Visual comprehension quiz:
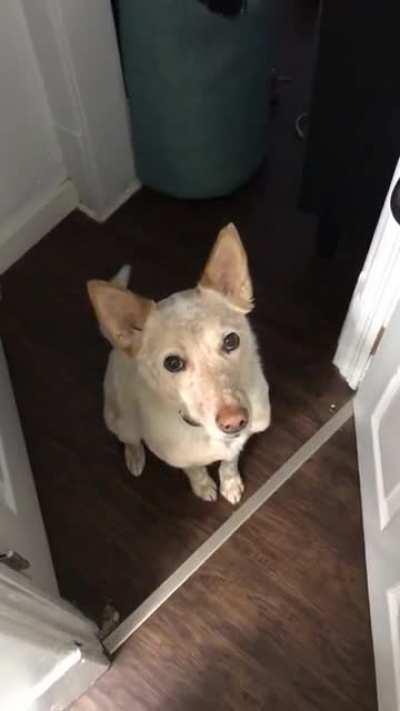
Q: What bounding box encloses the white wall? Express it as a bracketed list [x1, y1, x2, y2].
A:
[0, 0, 69, 266]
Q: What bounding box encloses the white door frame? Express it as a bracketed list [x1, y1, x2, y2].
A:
[20, 0, 139, 222]
[0, 1, 139, 273]
[334, 157, 400, 390]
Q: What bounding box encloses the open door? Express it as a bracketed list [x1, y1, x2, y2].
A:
[0, 339, 109, 708]
[354, 297, 400, 711]
[334, 156, 400, 389]
[0, 340, 58, 595]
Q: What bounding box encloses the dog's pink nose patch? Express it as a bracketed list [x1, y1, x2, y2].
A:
[216, 405, 249, 434]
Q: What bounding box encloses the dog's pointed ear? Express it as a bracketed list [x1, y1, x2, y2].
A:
[87, 280, 155, 355]
[198, 223, 253, 312]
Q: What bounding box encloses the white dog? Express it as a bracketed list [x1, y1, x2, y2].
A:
[88, 224, 270, 505]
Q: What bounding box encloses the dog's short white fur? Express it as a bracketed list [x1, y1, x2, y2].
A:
[88, 224, 270, 504]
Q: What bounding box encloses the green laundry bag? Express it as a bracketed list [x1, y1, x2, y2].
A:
[118, 0, 277, 198]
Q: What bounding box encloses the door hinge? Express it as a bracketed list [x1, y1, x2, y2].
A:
[0, 550, 31, 572]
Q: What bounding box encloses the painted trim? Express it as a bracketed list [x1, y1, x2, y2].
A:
[387, 583, 400, 710]
[79, 179, 141, 224]
[27, 646, 81, 708]
[0, 566, 109, 711]
[0, 180, 78, 274]
[371, 366, 400, 529]
[37, 650, 108, 711]
[104, 400, 353, 654]
[334, 156, 400, 390]
[20, 0, 138, 222]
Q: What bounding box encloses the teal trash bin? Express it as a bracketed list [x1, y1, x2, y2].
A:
[118, 0, 277, 198]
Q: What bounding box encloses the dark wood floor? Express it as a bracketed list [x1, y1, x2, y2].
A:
[73, 420, 377, 711]
[0, 0, 366, 627]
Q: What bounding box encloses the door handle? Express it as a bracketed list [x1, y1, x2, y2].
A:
[390, 177, 400, 225]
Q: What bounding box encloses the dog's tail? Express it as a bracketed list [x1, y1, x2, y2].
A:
[111, 264, 131, 289]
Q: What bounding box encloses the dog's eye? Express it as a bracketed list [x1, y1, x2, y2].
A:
[222, 332, 240, 353]
[164, 355, 186, 373]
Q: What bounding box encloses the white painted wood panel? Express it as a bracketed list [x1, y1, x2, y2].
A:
[355, 298, 400, 710]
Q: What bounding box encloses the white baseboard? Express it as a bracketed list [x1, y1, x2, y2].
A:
[0, 180, 79, 273]
[78, 179, 141, 223]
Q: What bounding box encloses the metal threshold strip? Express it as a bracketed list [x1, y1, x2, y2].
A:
[104, 399, 353, 654]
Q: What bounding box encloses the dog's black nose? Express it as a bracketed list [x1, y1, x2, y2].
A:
[216, 405, 249, 434]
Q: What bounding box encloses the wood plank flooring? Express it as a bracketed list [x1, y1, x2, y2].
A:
[0, 0, 377, 706]
[0, 0, 364, 624]
[73, 420, 377, 711]
[0, 198, 353, 622]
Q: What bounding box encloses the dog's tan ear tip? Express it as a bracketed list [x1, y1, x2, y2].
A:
[219, 223, 244, 249]
[223, 222, 240, 236]
[86, 279, 107, 305]
[226, 222, 237, 231]
[86, 279, 97, 299]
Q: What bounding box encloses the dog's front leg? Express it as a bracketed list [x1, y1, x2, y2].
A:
[105, 401, 146, 477]
[250, 376, 271, 434]
[103, 357, 146, 478]
[219, 455, 244, 505]
[184, 466, 218, 502]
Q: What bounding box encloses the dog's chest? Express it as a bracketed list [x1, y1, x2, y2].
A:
[142, 415, 246, 468]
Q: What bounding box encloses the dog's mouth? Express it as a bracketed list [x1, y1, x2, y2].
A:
[179, 411, 202, 428]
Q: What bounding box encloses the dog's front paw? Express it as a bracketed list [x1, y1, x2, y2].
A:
[186, 467, 218, 502]
[193, 477, 218, 502]
[220, 476, 244, 505]
[125, 443, 146, 477]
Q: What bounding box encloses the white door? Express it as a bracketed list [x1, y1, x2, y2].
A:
[334, 157, 400, 389]
[355, 297, 400, 711]
[0, 339, 109, 707]
[0, 340, 58, 595]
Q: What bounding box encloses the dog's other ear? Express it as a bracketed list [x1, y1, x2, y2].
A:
[198, 223, 253, 312]
[87, 280, 155, 354]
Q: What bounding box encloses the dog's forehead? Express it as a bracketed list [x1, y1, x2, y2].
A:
[141, 288, 250, 358]
[157, 288, 231, 323]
